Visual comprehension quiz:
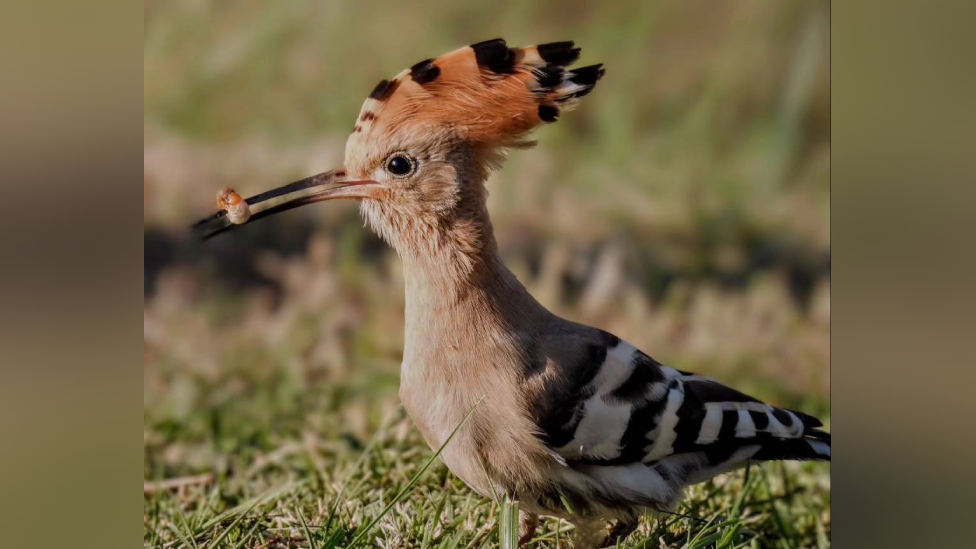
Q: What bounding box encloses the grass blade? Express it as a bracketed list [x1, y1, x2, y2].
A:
[175, 508, 200, 549]
[297, 507, 318, 549]
[422, 490, 450, 548]
[198, 480, 304, 533]
[498, 495, 519, 549]
[230, 521, 260, 549]
[321, 529, 346, 549]
[759, 468, 794, 549]
[168, 523, 198, 549]
[205, 498, 260, 549]
[718, 467, 757, 548]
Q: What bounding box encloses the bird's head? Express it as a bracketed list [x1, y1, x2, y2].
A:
[196, 39, 604, 258]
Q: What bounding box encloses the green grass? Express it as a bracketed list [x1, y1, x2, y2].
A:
[144, 417, 828, 548]
[144, 354, 829, 548]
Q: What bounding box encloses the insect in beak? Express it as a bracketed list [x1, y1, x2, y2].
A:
[192, 168, 382, 240]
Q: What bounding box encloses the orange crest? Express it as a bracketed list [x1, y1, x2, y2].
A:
[349, 39, 604, 148]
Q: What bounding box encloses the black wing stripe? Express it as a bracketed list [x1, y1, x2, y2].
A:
[683, 379, 762, 404]
[717, 409, 739, 442]
[608, 389, 669, 464]
[750, 410, 770, 431]
[671, 384, 706, 453]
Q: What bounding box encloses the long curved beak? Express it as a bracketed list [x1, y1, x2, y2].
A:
[191, 168, 381, 240]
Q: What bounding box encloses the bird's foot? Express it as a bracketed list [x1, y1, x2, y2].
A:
[598, 520, 638, 548]
[570, 517, 608, 548]
[518, 511, 539, 546]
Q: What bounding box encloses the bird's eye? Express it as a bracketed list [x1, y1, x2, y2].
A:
[385, 153, 416, 177]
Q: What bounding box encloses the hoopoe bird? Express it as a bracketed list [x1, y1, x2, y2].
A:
[195, 39, 830, 548]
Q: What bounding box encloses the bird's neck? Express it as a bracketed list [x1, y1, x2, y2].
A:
[392, 201, 549, 360]
[399, 209, 537, 319]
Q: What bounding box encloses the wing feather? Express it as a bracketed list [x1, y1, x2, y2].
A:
[530, 334, 829, 473]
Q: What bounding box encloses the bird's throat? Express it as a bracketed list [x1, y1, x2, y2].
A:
[397, 213, 548, 375]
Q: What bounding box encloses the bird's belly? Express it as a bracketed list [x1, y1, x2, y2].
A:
[399, 363, 498, 498]
[401, 387, 497, 498]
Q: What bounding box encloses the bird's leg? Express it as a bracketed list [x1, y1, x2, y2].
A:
[599, 520, 638, 548]
[570, 517, 608, 548]
[518, 510, 539, 546]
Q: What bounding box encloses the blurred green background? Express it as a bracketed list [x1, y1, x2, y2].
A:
[145, 1, 829, 546]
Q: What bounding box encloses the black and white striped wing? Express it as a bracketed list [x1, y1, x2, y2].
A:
[535, 336, 829, 476]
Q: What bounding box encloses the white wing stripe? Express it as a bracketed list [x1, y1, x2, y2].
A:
[695, 403, 724, 444]
[643, 384, 684, 462]
[589, 341, 636, 395]
[735, 408, 756, 438]
[646, 381, 669, 402]
[557, 395, 633, 460]
[807, 440, 831, 458]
